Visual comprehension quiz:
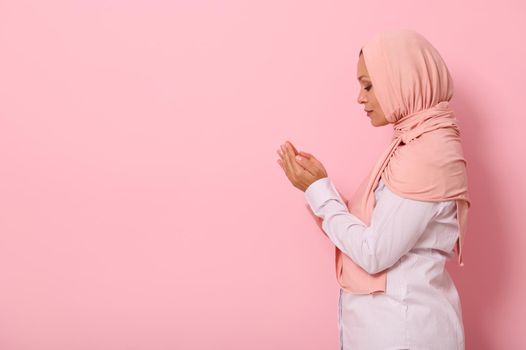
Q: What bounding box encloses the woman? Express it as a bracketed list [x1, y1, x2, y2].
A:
[276, 29, 470, 349]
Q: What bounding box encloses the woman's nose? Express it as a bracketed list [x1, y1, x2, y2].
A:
[357, 93, 366, 104]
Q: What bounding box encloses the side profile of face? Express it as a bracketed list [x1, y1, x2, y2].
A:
[357, 53, 389, 127]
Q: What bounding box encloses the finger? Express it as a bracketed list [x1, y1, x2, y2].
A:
[284, 143, 303, 174]
[277, 148, 291, 168]
[287, 141, 299, 155]
[299, 150, 313, 158]
[284, 144, 307, 180]
[299, 151, 323, 171]
[278, 156, 292, 181]
[284, 143, 313, 174]
[281, 144, 295, 175]
[295, 154, 318, 176]
[277, 149, 290, 175]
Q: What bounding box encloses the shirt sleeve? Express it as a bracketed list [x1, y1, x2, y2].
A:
[304, 177, 440, 274]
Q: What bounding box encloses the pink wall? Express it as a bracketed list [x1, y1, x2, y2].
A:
[1, 0, 524, 349]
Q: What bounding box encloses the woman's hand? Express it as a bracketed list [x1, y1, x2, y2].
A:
[276, 141, 328, 192]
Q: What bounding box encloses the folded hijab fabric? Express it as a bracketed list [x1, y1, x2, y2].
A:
[333, 29, 470, 294]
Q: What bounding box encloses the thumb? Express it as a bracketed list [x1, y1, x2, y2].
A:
[298, 150, 315, 159]
[295, 153, 317, 172]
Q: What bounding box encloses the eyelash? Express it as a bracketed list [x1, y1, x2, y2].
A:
[365, 85, 372, 91]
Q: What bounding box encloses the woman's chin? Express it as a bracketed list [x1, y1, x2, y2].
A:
[371, 120, 388, 127]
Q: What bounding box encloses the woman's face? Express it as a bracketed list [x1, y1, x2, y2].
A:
[356, 53, 389, 127]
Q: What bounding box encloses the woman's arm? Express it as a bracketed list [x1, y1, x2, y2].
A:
[304, 177, 439, 274]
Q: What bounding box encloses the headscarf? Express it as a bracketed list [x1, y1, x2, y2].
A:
[313, 29, 471, 294]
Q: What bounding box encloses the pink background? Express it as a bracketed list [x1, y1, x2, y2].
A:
[1, 0, 525, 349]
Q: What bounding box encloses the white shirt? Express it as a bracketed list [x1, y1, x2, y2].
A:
[304, 177, 465, 350]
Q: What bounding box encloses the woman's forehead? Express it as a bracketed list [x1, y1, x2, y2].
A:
[357, 62, 370, 80]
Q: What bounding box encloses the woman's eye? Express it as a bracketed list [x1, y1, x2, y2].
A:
[365, 85, 372, 91]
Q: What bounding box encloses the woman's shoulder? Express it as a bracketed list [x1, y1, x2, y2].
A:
[378, 177, 456, 211]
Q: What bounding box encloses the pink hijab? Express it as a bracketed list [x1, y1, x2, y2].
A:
[310, 29, 471, 294]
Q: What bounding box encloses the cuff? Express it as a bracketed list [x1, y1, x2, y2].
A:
[304, 177, 345, 214]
